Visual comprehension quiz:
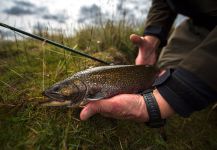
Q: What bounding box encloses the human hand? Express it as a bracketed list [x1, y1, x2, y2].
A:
[80, 70, 174, 122]
[80, 94, 149, 122]
[130, 34, 160, 65]
[80, 90, 174, 122]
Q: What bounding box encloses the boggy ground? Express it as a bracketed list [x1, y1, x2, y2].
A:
[0, 24, 216, 150]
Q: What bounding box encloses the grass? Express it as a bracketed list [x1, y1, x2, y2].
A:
[0, 22, 217, 150]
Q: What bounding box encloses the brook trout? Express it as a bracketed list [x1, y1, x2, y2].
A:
[42, 65, 159, 106]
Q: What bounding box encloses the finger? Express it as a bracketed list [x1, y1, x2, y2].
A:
[130, 34, 144, 45]
[80, 103, 96, 121]
[80, 102, 101, 121]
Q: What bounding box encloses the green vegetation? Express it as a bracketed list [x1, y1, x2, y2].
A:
[0, 22, 216, 150]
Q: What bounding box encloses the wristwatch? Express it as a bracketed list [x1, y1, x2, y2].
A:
[143, 89, 166, 128]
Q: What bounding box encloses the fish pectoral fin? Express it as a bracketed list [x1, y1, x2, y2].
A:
[86, 92, 105, 101]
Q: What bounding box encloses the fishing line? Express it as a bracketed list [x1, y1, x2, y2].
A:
[0, 22, 111, 65]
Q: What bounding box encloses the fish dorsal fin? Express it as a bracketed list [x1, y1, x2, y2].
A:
[86, 92, 105, 101]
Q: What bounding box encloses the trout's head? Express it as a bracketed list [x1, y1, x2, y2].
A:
[42, 78, 87, 104]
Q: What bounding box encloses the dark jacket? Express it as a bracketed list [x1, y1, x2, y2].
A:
[144, 0, 217, 44]
[144, 0, 217, 117]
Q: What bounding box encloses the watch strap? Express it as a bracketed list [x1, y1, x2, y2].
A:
[143, 89, 166, 128]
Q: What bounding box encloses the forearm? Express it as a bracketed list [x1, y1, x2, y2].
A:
[154, 68, 217, 117]
[147, 66, 217, 122]
[153, 89, 174, 119]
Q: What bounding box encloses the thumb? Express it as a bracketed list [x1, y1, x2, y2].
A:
[80, 102, 101, 121]
[130, 34, 144, 45]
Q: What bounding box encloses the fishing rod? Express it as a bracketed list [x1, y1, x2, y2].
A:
[0, 22, 110, 65]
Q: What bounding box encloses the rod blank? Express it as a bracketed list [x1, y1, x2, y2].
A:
[0, 22, 110, 65]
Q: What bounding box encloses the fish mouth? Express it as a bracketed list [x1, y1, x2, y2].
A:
[40, 100, 72, 107]
[42, 78, 87, 105]
[42, 91, 67, 101]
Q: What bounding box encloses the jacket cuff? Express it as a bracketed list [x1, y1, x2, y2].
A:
[153, 68, 217, 117]
[144, 25, 168, 47]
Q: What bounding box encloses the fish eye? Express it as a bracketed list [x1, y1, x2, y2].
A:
[53, 86, 60, 91]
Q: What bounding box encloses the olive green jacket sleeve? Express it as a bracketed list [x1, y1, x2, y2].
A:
[144, 0, 177, 46]
[179, 26, 217, 91]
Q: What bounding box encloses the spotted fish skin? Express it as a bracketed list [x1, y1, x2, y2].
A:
[43, 65, 159, 106]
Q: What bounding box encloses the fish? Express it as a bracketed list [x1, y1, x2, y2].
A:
[42, 65, 159, 107]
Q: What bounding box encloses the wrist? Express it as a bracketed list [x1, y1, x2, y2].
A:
[136, 95, 150, 122]
[143, 89, 166, 128]
[153, 89, 174, 119]
[137, 88, 174, 123]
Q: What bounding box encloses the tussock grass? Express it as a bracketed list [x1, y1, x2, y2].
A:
[0, 22, 216, 150]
